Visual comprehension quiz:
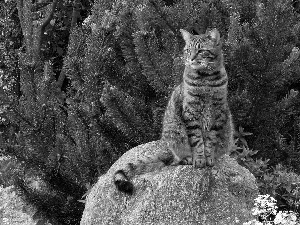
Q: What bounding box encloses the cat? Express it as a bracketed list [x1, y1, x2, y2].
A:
[113, 28, 234, 194]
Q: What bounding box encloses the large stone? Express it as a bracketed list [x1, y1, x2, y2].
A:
[80, 140, 259, 225]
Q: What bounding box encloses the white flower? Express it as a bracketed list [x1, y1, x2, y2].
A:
[246, 195, 300, 225]
[243, 220, 263, 225]
[274, 211, 299, 225]
[83, 15, 92, 26]
[252, 194, 278, 217]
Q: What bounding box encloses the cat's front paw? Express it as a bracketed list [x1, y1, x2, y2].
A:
[179, 156, 193, 165]
[206, 156, 215, 167]
[114, 170, 134, 195]
[193, 157, 206, 168]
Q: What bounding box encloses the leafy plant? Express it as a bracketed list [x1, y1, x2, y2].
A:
[232, 127, 300, 214]
[2, 0, 300, 223]
[244, 194, 300, 225]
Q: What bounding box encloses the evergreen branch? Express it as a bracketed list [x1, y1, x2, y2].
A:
[8, 5, 18, 18]
[4, 144, 28, 163]
[148, 0, 181, 41]
[277, 89, 299, 111]
[102, 85, 151, 143]
[133, 31, 165, 91]
[10, 107, 36, 129]
[210, 0, 230, 17]
[8, 102, 50, 133]
[282, 47, 300, 69]
[294, 116, 300, 152]
[273, 47, 300, 88]
[102, 102, 138, 144]
[96, 116, 139, 150]
[56, 27, 88, 90]
[118, 30, 150, 96]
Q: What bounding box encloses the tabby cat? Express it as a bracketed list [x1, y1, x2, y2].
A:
[113, 28, 234, 194]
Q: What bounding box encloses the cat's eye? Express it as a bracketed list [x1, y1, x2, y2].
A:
[205, 54, 216, 59]
[198, 50, 216, 58]
[207, 55, 216, 59]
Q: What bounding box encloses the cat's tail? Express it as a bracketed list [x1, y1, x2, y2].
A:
[113, 150, 174, 194]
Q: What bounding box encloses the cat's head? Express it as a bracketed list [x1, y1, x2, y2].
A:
[180, 28, 223, 74]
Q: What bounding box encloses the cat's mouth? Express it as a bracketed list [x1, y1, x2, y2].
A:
[190, 64, 204, 69]
[189, 62, 220, 76]
[196, 70, 220, 77]
[190, 62, 210, 70]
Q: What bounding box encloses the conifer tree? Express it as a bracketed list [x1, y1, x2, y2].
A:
[226, 0, 300, 170]
[2, 0, 300, 223]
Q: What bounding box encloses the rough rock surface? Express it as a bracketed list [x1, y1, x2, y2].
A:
[80, 140, 259, 225]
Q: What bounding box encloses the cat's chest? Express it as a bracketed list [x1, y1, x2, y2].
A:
[182, 102, 213, 131]
[181, 88, 216, 130]
[182, 85, 213, 113]
[182, 100, 212, 120]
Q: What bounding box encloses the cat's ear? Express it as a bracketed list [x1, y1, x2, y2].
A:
[180, 29, 192, 43]
[207, 28, 220, 43]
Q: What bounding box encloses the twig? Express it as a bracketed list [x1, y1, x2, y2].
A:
[16, 0, 25, 33]
[41, 0, 58, 30]
[71, 0, 81, 29]
[31, 2, 52, 12]
[33, 0, 58, 60]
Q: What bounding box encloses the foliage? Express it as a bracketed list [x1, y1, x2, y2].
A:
[0, 0, 22, 103]
[0, 0, 93, 224]
[226, 0, 300, 169]
[244, 194, 300, 225]
[233, 128, 300, 216]
[1, 0, 300, 223]
[0, 185, 51, 225]
[0, 156, 22, 188]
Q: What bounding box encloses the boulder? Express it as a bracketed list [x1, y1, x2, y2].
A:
[80, 140, 259, 225]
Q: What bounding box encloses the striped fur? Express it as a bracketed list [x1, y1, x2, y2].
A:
[178, 28, 234, 168]
[113, 28, 234, 194]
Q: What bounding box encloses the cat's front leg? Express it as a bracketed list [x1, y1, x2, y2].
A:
[204, 135, 215, 167]
[191, 135, 206, 168]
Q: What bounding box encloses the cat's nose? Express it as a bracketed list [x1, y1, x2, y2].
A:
[190, 52, 197, 61]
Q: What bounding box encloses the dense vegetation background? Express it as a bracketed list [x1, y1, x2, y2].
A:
[1, 0, 300, 224]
